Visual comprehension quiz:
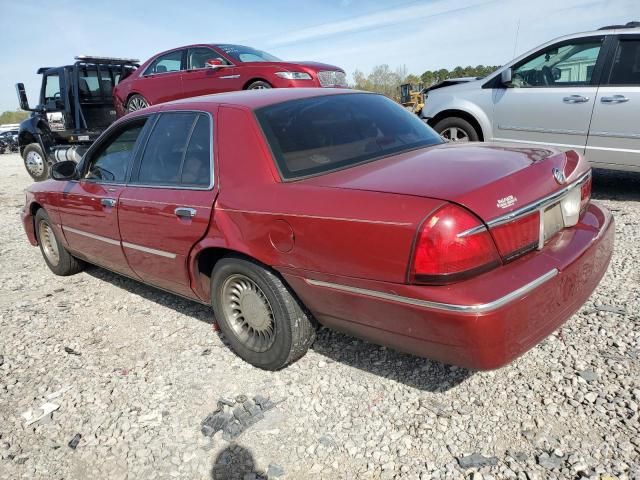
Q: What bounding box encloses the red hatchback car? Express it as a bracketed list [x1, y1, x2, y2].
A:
[113, 44, 346, 116]
[21, 89, 613, 371]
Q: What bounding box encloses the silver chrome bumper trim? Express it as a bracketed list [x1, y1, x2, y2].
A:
[305, 269, 559, 314]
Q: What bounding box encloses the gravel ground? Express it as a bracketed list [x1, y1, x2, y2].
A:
[0, 152, 638, 480]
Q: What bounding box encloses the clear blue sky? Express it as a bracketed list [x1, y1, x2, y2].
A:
[0, 0, 636, 112]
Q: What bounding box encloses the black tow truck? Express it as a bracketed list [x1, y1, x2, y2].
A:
[16, 56, 139, 181]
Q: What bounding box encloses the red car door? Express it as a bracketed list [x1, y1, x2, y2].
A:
[134, 49, 185, 105]
[118, 111, 217, 297]
[58, 117, 149, 275]
[182, 46, 241, 96]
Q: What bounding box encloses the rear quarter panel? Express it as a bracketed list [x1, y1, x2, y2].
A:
[199, 105, 444, 285]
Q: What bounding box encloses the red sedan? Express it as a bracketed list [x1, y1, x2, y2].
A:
[113, 43, 346, 116]
[21, 89, 613, 371]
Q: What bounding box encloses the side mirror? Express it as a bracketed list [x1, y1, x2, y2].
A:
[500, 68, 513, 86]
[16, 83, 31, 111]
[51, 161, 79, 181]
[206, 59, 225, 69]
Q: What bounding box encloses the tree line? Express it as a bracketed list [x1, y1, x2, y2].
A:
[0, 109, 29, 125]
[353, 64, 500, 101]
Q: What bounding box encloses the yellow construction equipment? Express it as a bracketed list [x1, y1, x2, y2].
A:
[399, 83, 425, 115]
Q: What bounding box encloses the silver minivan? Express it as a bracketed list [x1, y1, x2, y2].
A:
[421, 21, 640, 172]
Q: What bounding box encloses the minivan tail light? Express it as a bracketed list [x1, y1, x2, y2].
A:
[490, 213, 539, 262]
[410, 204, 501, 285]
[580, 173, 592, 214]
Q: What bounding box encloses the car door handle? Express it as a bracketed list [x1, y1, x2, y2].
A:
[101, 198, 117, 208]
[175, 207, 197, 218]
[563, 95, 589, 103]
[601, 95, 629, 103]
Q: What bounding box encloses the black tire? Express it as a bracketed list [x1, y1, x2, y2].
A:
[35, 209, 84, 276]
[23, 143, 49, 182]
[211, 255, 315, 370]
[126, 94, 149, 113]
[246, 80, 272, 90]
[433, 117, 480, 143]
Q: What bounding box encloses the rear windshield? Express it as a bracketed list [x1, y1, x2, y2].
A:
[255, 93, 443, 179]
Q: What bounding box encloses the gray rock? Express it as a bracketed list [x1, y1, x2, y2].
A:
[578, 369, 599, 382]
[457, 454, 499, 469]
[537, 452, 565, 470]
[266, 464, 285, 477]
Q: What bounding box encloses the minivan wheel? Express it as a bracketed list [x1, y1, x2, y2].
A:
[23, 143, 49, 182]
[126, 94, 149, 113]
[434, 117, 479, 143]
[211, 256, 315, 370]
[35, 209, 85, 276]
[247, 81, 272, 90]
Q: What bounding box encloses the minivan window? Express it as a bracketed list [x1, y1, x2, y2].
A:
[85, 120, 147, 182]
[145, 50, 183, 75]
[607, 40, 640, 85]
[256, 93, 443, 179]
[511, 39, 603, 87]
[136, 112, 211, 187]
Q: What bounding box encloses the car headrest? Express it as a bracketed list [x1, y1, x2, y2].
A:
[156, 65, 167, 73]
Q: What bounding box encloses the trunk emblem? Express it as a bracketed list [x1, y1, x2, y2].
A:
[497, 195, 518, 209]
[553, 168, 567, 185]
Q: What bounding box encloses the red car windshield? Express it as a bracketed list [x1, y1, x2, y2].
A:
[216, 45, 281, 63]
[255, 93, 443, 180]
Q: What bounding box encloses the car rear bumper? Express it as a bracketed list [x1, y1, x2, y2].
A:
[283, 202, 614, 370]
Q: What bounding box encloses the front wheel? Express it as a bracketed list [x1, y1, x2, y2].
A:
[211, 256, 315, 370]
[434, 117, 480, 143]
[23, 143, 49, 182]
[35, 209, 85, 276]
[246, 80, 272, 90]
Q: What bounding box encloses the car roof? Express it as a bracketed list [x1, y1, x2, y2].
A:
[146, 88, 364, 113]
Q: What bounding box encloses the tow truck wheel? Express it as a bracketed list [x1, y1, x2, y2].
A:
[23, 143, 49, 182]
[126, 94, 149, 113]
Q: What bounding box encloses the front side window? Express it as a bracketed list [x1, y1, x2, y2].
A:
[136, 112, 211, 187]
[216, 44, 280, 63]
[187, 47, 229, 69]
[44, 74, 60, 103]
[256, 93, 443, 179]
[145, 50, 183, 75]
[511, 39, 603, 87]
[85, 119, 147, 182]
[607, 39, 640, 85]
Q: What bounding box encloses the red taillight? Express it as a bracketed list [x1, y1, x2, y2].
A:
[580, 174, 592, 213]
[410, 204, 501, 284]
[490, 212, 539, 262]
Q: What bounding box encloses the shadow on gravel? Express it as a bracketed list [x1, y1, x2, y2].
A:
[84, 261, 471, 392]
[311, 328, 472, 392]
[592, 168, 640, 202]
[211, 443, 264, 479]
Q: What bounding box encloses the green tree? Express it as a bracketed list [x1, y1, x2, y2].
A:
[0, 109, 28, 124]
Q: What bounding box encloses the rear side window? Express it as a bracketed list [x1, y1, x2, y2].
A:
[607, 40, 640, 85]
[255, 93, 442, 179]
[136, 112, 211, 187]
[145, 50, 183, 75]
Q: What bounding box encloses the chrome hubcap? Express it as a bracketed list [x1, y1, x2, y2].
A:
[222, 274, 275, 352]
[25, 151, 45, 176]
[250, 84, 271, 90]
[440, 127, 470, 143]
[127, 96, 148, 112]
[38, 221, 60, 266]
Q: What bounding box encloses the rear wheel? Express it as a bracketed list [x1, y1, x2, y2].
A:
[23, 143, 49, 182]
[126, 94, 149, 113]
[246, 80, 272, 90]
[434, 117, 479, 143]
[35, 209, 84, 276]
[211, 256, 315, 370]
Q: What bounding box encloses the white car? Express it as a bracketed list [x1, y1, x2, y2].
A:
[421, 21, 640, 172]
